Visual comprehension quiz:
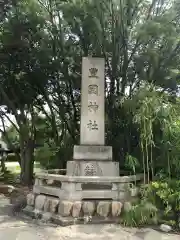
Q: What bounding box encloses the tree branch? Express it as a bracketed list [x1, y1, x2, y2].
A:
[0, 111, 19, 132]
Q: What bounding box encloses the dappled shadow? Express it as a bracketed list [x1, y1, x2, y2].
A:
[0, 203, 179, 240]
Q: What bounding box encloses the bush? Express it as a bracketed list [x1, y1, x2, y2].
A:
[35, 141, 73, 169]
[34, 143, 58, 169]
[6, 153, 19, 162]
[121, 201, 158, 227]
[140, 179, 180, 227]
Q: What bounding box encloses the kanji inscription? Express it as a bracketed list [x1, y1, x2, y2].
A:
[89, 67, 98, 78]
[88, 84, 98, 95]
[88, 101, 99, 112]
[87, 120, 98, 130]
[84, 163, 97, 176]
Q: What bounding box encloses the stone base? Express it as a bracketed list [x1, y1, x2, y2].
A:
[24, 194, 123, 226]
[52, 215, 120, 226]
[73, 145, 112, 161]
[25, 174, 143, 225]
[67, 161, 119, 176]
[23, 206, 120, 226]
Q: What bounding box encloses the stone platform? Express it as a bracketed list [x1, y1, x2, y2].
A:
[23, 172, 143, 226]
[33, 173, 143, 201]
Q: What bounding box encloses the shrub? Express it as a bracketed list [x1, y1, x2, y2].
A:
[140, 179, 180, 226]
[35, 141, 73, 169]
[121, 201, 157, 227]
[6, 153, 19, 162]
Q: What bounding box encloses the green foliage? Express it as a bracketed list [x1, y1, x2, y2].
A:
[0, 170, 18, 184]
[121, 201, 158, 227]
[6, 154, 18, 162]
[0, 0, 49, 109]
[35, 142, 58, 169]
[125, 154, 140, 175]
[158, 118, 180, 178]
[122, 179, 180, 227]
[0, 158, 17, 183]
[140, 180, 180, 225]
[132, 84, 178, 183]
[1, 126, 19, 149]
[35, 131, 73, 169]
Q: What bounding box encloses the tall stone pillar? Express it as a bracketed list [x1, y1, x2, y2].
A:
[80, 57, 105, 145]
[67, 57, 119, 177]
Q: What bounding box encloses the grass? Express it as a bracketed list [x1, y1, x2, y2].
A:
[5, 161, 42, 174]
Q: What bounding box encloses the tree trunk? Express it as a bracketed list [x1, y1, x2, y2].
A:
[0, 156, 6, 173]
[20, 138, 34, 186]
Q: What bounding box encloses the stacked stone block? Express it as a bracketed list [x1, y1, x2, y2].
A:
[25, 193, 123, 219]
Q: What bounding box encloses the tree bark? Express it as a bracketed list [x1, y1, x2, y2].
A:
[0, 156, 6, 173]
[20, 137, 34, 186]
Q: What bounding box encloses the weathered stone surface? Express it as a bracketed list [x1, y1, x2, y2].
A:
[44, 197, 59, 213]
[82, 201, 96, 216]
[67, 161, 119, 177]
[27, 193, 35, 206]
[72, 201, 82, 218]
[33, 209, 41, 218]
[44, 198, 50, 212]
[11, 196, 27, 213]
[50, 198, 59, 213]
[35, 195, 46, 211]
[73, 145, 112, 160]
[83, 216, 92, 223]
[23, 205, 34, 216]
[58, 201, 73, 217]
[46, 179, 54, 185]
[97, 201, 111, 217]
[160, 224, 172, 232]
[123, 202, 132, 212]
[111, 201, 123, 217]
[42, 212, 52, 222]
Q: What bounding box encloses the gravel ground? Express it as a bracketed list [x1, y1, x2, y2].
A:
[0, 195, 179, 240]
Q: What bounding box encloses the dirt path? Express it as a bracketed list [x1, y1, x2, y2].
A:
[0, 195, 179, 240]
[0, 217, 179, 240]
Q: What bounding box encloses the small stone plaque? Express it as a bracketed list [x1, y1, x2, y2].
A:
[73, 145, 112, 160]
[84, 163, 97, 176]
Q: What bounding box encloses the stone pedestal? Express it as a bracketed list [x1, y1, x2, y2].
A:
[73, 145, 112, 161]
[66, 145, 119, 177]
[66, 161, 119, 177]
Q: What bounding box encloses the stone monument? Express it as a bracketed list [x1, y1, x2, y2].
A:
[67, 57, 119, 180]
[24, 57, 143, 225]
